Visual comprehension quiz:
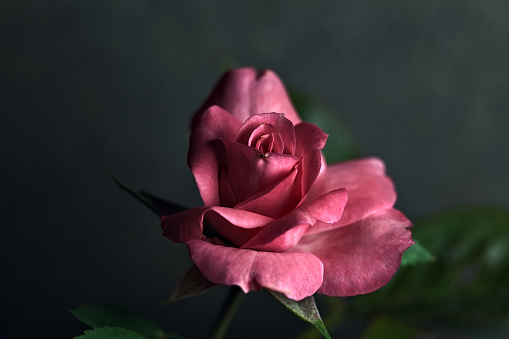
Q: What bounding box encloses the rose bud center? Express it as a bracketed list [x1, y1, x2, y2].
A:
[247, 123, 285, 155]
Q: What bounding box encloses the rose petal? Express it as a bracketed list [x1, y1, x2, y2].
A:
[187, 238, 324, 300]
[218, 166, 236, 207]
[192, 67, 301, 129]
[241, 188, 348, 251]
[188, 106, 242, 206]
[161, 207, 207, 243]
[235, 113, 296, 155]
[235, 168, 299, 219]
[205, 207, 273, 246]
[299, 188, 348, 223]
[242, 223, 310, 253]
[294, 122, 328, 155]
[293, 122, 328, 199]
[295, 208, 413, 297]
[161, 206, 274, 245]
[294, 148, 323, 202]
[305, 158, 397, 235]
[221, 139, 299, 204]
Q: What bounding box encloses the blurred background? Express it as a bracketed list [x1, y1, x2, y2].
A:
[1, 1, 508, 338]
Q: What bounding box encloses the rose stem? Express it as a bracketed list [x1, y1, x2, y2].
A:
[209, 286, 245, 339]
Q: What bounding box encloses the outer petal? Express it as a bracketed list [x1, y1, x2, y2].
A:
[295, 208, 414, 297]
[161, 206, 273, 246]
[305, 158, 397, 235]
[188, 106, 242, 206]
[241, 188, 348, 251]
[161, 207, 207, 243]
[187, 238, 324, 300]
[205, 207, 273, 246]
[192, 67, 301, 128]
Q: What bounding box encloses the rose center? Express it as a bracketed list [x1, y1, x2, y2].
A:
[254, 133, 274, 154]
[247, 124, 284, 154]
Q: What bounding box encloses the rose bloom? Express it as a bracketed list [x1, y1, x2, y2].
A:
[162, 67, 414, 301]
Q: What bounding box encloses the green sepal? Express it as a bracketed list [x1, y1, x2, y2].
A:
[110, 172, 186, 216]
[400, 241, 434, 267]
[268, 290, 331, 339]
[69, 304, 166, 338]
[164, 264, 217, 304]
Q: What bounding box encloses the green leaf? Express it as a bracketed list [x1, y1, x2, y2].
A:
[164, 264, 217, 303]
[268, 290, 331, 339]
[352, 206, 509, 319]
[75, 326, 148, 339]
[297, 296, 346, 339]
[400, 241, 434, 267]
[110, 172, 186, 216]
[69, 304, 166, 337]
[289, 89, 360, 163]
[361, 317, 416, 339]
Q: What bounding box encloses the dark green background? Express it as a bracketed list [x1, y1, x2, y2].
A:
[1, 1, 508, 338]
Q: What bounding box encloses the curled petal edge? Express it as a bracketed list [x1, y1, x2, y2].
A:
[161, 206, 274, 245]
[296, 208, 414, 297]
[187, 238, 324, 301]
[241, 188, 348, 251]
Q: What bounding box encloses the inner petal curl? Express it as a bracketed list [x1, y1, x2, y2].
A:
[234, 113, 296, 155]
[248, 124, 284, 154]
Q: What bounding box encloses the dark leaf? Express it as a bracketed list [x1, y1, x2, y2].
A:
[110, 172, 186, 216]
[164, 264, 217, 303]
[268, 290, 331, 339]
[297, 296, 345, 339]
[69, 304, 165, 337]
[75, 326, 148, 339]
[75, 327, 147, 339]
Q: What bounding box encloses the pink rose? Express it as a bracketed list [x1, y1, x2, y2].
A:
[161, 67, 414, 301]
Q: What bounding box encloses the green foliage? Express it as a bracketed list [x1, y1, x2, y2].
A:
[164, 264, 217, 303]
[297, 296, 346, 339]
[70, 304, 182, 339]
[343, 207, 509, 337]
[268, 290, 331, 339]
[76, 326, 149, 339]
[361, 317, 416, 339]
[360, 207, 509, 317]
[289, 89, 360, 164]
[111, 172, 186, 216]
[401, 241, 435, 267]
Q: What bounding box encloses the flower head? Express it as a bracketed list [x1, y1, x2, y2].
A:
[161, 67, 413, 300]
